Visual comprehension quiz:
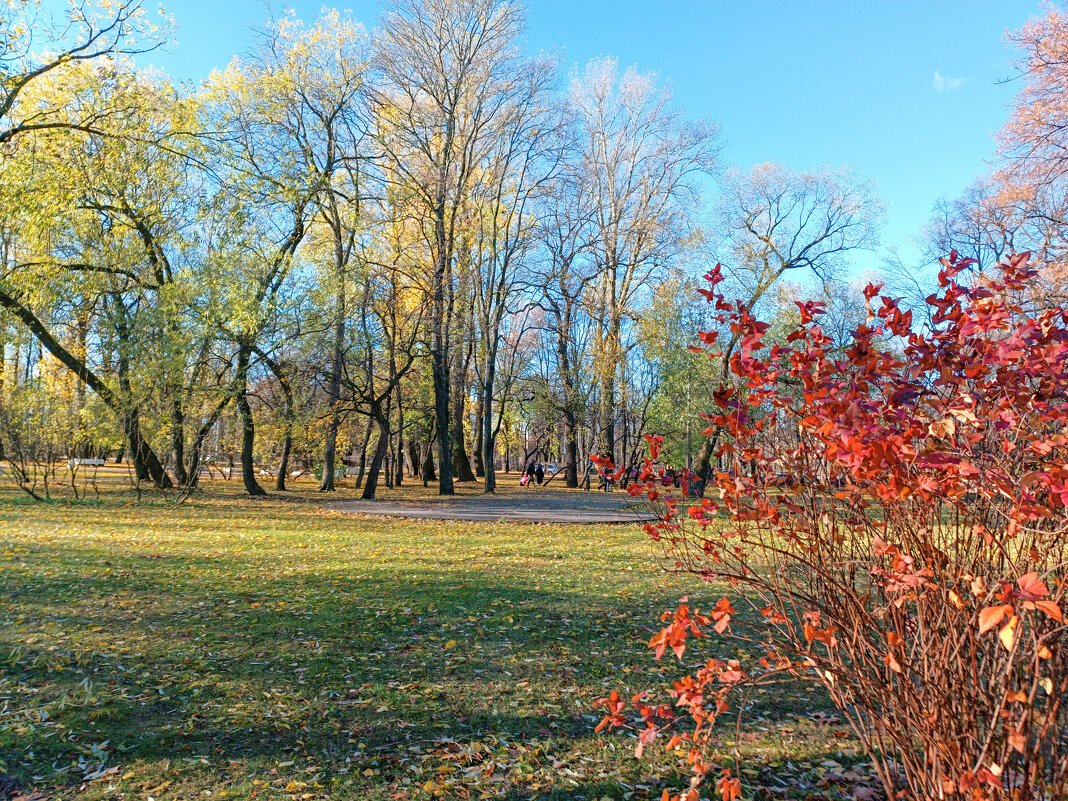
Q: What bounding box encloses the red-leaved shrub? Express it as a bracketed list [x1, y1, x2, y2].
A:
[597, 253, 1068, 800]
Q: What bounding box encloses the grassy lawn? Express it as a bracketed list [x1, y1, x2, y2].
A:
[0, 479, 871, 800]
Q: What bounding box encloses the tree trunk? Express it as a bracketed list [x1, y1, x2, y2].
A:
[352, 422, 373, 493]
[123, 410, 171, 488]
[275, 434, 292, 492]
[600, 368, 616, 462]
[564, 407, 579, 488]
[450, 349, 476, 482]
[482, 394, 496, 493]
[473, 385, 485, 478]
[236, 344, 266, 497]
[361, 415, 390, 500]
[353, 419, 373, 490]
[407, 438, 420, 478]
[171, 397, 188, 487]
[421, 440, 437, 485]
[481, 360, 497, 494]
[557, 318, 580, 488]
[430, 227, 454, 494]
[394, 400, 405, 487]
[319, 282, 344, 491]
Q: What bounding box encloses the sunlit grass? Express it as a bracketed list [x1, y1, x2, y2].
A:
[0, 480, 868, 800]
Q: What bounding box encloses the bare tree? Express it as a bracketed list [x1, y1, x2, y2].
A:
[570, 57, 720, 462]
[469, 54, 563, 493]
[536, 172, 599, 487]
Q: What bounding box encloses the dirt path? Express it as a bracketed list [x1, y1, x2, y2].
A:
[326, 489, 652, 524]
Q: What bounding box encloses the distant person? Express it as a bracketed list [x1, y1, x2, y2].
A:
[600, 470, 611, 492]
[534, 463, 545, 486]
[525, 462, 536, 487]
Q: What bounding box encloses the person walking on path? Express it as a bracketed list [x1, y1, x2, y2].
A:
[525, 462, 536, 487]
[534, 463, 545, 486]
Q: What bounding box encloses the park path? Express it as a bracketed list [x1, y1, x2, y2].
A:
[326, 488, 652, 524]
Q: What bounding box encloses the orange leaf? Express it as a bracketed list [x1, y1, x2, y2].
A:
[979, 604, 1010, 634]
[1008, 729, 1026, 754]
[1035, 600, 1063, 622]
[928, 417, 956, 439]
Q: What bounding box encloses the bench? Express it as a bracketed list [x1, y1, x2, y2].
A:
[67, 458, 106, 468]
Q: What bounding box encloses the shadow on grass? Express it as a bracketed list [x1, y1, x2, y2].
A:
[2, 543, 693, 799]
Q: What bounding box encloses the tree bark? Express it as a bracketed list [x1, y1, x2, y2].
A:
[319, 273, 345, 491]
[450, 336, 476, 482]
[431, 245, 454, 494]
[353, 419, 373, 490]
[171, 397, 188, 487]
[557, 318, 580, 488]
[473, 384, 485, 478]
[407, 438, 420, 478]
[236, 344, 266, 497]
[361, 414, 390, 500]
[394, 390, 405, 487]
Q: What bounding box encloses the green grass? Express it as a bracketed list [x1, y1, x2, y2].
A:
[0, 481, 871, 800]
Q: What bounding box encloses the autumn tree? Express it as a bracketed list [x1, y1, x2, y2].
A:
[569, 57, 719, 464]
[0, 61, 212, 488]
[1, 0, 164, 146]
[935, 7, 1068, 304]
[374, 0, 538, 494]
[203, 10, 369, 496]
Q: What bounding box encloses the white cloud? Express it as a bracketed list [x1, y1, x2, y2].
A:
[933, 70, 966, 93]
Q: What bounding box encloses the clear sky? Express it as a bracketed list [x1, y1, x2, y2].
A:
[48, 0, 1045, 275]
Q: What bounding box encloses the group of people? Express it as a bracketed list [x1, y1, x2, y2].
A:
[522, 462, 546, 487]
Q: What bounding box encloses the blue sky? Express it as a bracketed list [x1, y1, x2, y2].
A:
[54, 0, 1044, 275]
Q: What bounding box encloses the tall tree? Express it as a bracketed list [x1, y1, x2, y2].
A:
[375, 0, 531, 494]
[469, 57, 562, 491]
[0, 60, 211, 489]
[204, 11, 368, 495]
[569, 57, 719, 462]
[536, 172, 598, 487]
